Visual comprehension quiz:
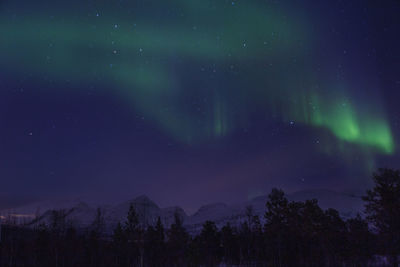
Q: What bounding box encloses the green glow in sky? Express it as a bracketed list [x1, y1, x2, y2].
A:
[0, 0, 394, 155]
[288, 93, 394, 154]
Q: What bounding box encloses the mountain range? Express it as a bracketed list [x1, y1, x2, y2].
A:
[0, 189, 365, 234]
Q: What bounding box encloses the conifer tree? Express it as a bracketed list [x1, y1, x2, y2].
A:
[363, 168, 400, 267]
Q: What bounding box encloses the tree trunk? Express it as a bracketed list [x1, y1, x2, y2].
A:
[391, 254, 398, 267]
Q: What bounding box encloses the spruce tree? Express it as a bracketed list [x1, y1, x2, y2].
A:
[363, 168, 400, 267]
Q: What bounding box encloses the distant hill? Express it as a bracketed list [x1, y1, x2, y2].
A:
[0, 189, 365, 233]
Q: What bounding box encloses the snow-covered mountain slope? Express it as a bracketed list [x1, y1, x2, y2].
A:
[184, 189, 364, 233]
[0, 189, 365, 232]
[104, 195, 187, 230]
[0, 198, 97, 225]
[0, 195, 187, 232]
[29, 201, 98, 228]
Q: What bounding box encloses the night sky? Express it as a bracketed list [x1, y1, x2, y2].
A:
[1, 0, 400, 213]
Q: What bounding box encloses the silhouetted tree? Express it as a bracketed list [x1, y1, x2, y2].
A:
[363, 168, 400, 267]
[323, 208, 347, 266]
[250, 215, 265, 263]
[32, 223, 50, 266]
[91, 207, 105, 234]
[64, 226, 81, 267]
[112, 222, 128, 266]
[346, 214, 374, 266]
[126, 203, 140, 235]
[264, 188, 289, 266]
[144, 217, 165, 267]
[296, 199, 325, 266]
[245, 205, 255, 228]
[198, 220, 221, 266]
[220, 223, 239, 265]
[87, 208, 105, 267]
[125, 203, 142, 266]
[167, 212, 189, 266]
[49, 209, 68, 267]
[154, 217, 166, 265]
[2, 172, 398, 267]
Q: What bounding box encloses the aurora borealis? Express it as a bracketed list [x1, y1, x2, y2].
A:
[1, 0, 399, 211]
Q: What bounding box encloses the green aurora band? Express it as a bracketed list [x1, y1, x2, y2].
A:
[0, 0, 394, 154]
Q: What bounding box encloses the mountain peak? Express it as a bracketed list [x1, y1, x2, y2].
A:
[133, 195, 153, 203]
[123, 195, 160, 211]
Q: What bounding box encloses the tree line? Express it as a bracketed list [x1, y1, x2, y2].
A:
[0, 168, 399, 267]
